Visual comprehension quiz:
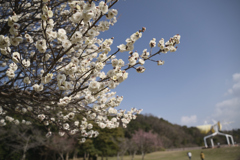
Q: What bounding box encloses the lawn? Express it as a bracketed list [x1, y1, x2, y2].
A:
[73, 146, 240, 160]
[107, 146, 240, 160]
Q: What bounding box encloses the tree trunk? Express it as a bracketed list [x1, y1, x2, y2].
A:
[95, 154, 98, 160]
[21, 136, 30, 160]
[131, 151, 136, 160]
[121, 154, 123, 160]
[87, 152, 89, 160]
[117, 152, 120, 160]
[84, 152, 86, 160]
[66, 152, 69, 160]
[59, 153, 64, 160]
[73, 149, 78, 160]
[21, 153, 26, 160]
[53, 151, 57, 160]
[141, 151, 145, 160]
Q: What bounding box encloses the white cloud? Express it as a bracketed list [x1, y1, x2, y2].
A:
[214, 98, 240, 118]
[232, 82, 240, 96]
[225, 73, 240, 96]
[181, 115, 197, 125]
[211, 72, 240, 130]
[233, 73, 240, 82]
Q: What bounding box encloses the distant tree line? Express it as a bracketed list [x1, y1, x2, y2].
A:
[0, 114, 239, 160]
[125, 114, 205, 148]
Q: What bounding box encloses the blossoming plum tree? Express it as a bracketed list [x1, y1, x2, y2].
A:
[132, 130, 162, 160]
[0, 0, 180, 143]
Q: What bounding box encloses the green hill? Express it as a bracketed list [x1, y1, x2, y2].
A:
[125, 114, 240, 148]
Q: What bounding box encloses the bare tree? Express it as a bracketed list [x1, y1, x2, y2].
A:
[0, 124, 46, 160]
[45, 134, 77, 160]
[114, 137, 129, 160]
[127, 139, 138, 160]
[132, 130, 162, 160]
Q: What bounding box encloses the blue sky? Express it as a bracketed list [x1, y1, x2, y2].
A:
[101, 0, 240, 130]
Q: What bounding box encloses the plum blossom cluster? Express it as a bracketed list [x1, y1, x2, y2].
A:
[0, 0, 180, 142]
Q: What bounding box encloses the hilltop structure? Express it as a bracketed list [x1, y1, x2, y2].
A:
[197, 121, 234, 148]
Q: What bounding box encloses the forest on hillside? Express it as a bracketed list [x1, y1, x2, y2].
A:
[0, 114, 239, 160]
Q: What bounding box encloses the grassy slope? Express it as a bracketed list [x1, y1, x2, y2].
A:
[107, 146, 240, 160]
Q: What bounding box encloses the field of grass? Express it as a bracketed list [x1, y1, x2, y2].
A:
[73, 146, 240, 160]
[106, 146, 240, 160]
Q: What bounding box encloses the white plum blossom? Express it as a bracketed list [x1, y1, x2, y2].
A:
[157, 60, 165, 65]
[107, 9, 118, 19]
[5, 116, 14, 122]
[0, 119, 6, 126]
[88, 80, 100, 92]
[108, 107, 117, 115]
[63, 123, 70, 130]
[111, 59, 118, 67]
[23, 77, 31, 84]
[128, 57, 137, 66]
[12, 52, 21, 63]
[0, 36, 10, 48]
[68, 112, 75, 119]
[98, 122, 106, 129]
[74, 121, 80, 126]
[87, 123, 93, 129]
[95, 62, 104, 71]
[22, 59, 30, 67]
[0, 0, 181, 144]
[136, 66, 146, 73]
[46, 131, 52, 138]
[117, 44, 127, 52]
[6, 69, 15, 79]
[139, 59, 145, 65]
[14, 120, 20, 125]
[79, 138, 86, 143]
[158, 38, 165, 49]
[41, 73, 53, 84]
[99, 2, 108, 14]
[98, 21, 110, 32]
[149, 38, 156, 48]
[131, 31, 142, 41]
[58, 97, 71, 106]
[44, 121, 49, 126]
[32, 84, 44, 92]
[38, 114, 45, 121]
[141, 49, 149, 59]
[118, 59, 125, 67]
